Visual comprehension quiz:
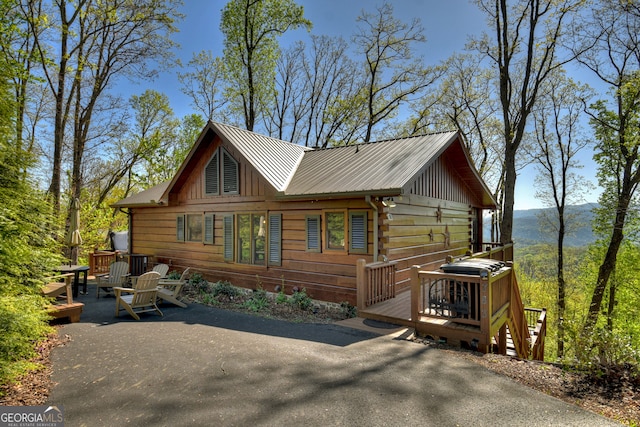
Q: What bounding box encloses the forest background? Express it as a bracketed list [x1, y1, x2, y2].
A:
[0, 0, 639, 387]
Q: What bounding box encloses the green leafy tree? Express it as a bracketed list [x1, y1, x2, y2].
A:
[585, 73, 640, 332]
[130, 90, 180, 187]
[353, 1, 441, 142]
[220, 0, 311, 131]
[529, 71, 592, 359]
[568, 0, 640, 334]
[26, 0, 181, 216]
[0, 6, 62, 384]
[471, 0, 584, 245]
[177, 51, 228, 121]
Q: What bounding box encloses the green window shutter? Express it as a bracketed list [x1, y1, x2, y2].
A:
[349, 211, 367, 253]
[222, 149, 239, 194]
[223, 215, 234, 261]
[306, 215, 321, 252]
[205, 150, 219, 195]
[176, 215, 185, 242]
[204, 213, 214, 244]
[268, 213, 282, 266]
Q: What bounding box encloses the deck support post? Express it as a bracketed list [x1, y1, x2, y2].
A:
[356, 259, 366, 310]
[410, 265, 421, 324]
[479, 280, 491, 353]
[498, 323, 507, 355]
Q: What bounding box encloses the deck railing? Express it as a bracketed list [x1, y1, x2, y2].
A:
[506, 271, 531, 358]
[472, 242, 514, 262]
[410, 266, 526, 355]
[356, 259, 397, 309]
[420, 274, 482, 326]
[526, 308, 547, 361]
[89, 251, 117, 276]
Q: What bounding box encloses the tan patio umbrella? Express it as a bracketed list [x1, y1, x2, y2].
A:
[66, 197, 82, 266]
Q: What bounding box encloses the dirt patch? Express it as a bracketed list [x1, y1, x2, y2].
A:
[413, 337, 640, 426]
[0, 330, 69, 406]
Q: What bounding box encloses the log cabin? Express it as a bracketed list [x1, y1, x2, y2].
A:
[113, 120, 496, 305]
[112, 121, 547, 359]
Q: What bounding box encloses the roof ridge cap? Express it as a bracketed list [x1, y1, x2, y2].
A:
[309, 130, 459, 151]
[210, 120, 314, 150]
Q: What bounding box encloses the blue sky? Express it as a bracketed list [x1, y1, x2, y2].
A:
[127, 0, 601, 211]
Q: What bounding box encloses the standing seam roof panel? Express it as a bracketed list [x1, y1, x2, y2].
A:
[284, 132, 457, 195]
[212, 122, 312, 192]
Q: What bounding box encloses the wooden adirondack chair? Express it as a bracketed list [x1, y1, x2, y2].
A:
[95, 261, 129, 298]
[157, 267, 190, 308]
[114, 271, 162, 320]
[152, 263, 170, 278]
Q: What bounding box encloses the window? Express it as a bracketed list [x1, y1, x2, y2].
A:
[177, 213, 214, 244]
[176, 215, 185, 241]
[237, 213, 266, 265]
[222, 150, 239, 194]
[205, 148, 239, 195]
[186, 214, 203, 242]
[268, 214, 282, 266]
[204, 213, 214, 244]
[204, 151, 219, 195]
[326, 211, 345, 250]
[349, 212, 367, 253]
[306, 215, 321, 252]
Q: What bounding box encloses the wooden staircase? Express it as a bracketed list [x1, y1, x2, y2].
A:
[501, 271, 547, 360]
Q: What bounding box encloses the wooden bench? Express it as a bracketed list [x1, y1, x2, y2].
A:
[43, 274, 84, 323]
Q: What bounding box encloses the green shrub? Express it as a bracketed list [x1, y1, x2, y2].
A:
[573, 327, 639, 378]
[275, 290, 288, 304]
[166, 270, 182, 280]
[188, 273, 210, 293]
[340, 301, 357, 318]
[275, 283, 288, 304]
[201, 293, 218, 306]
[211, 281, 241, 299]
[244, 288, 269, 312]
[0, 295, 53, 386]
[289, 288, 312, 311]
[0, 140, 63, 388]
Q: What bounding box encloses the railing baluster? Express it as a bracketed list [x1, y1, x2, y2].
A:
[360, 261, 397, 307]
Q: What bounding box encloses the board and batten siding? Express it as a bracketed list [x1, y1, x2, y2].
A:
[381, 153, 482, 291]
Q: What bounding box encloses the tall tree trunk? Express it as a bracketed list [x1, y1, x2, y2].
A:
[583, 196, 629, 332]
[556, 213, 565, 359]
[500, 143, 517, 244]
[606, 268, 616, 331]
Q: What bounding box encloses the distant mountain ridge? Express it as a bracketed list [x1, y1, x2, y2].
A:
[483, 203, 598, 248]
[512, 203, 598, 247]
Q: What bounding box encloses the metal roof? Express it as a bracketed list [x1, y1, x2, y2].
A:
[211, 122, 311, 192]
[112, 124, 496, 209]
[284, 132, 458, 196]
[112, 181, 169, 207]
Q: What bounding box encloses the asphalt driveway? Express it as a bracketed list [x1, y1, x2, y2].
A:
[47, 287, 620, 426]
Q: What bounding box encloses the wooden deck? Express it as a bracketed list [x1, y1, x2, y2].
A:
[358, 289, 486, 349]
[358, 289, 412, 326]
[359, 289, 543, 356]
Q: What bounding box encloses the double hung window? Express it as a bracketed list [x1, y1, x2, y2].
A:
[176, 213, 214, 244]
[305, 211, 368, 254]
